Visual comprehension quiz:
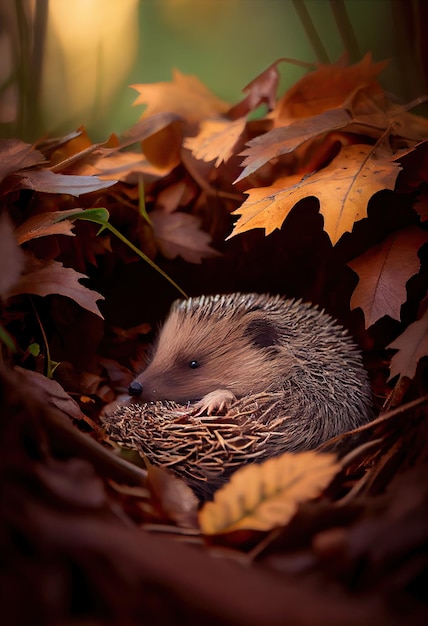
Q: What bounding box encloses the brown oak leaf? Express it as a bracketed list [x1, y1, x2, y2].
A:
[8, 256, 104, 318]
[274, 53, 388, 121]
[150, 209, 220, 264]
[387, 308, 428, 381]
[349, 226, 428, 328]
[235, 108, 351, 183]
[14, 209, 84, 244]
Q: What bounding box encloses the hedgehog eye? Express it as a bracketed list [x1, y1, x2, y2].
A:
[189, 360, 200, 369]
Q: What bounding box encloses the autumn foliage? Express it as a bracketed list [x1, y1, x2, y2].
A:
[1, 55, 428, 624]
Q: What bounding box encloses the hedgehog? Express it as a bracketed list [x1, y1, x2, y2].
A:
[126, 293, 372, 449]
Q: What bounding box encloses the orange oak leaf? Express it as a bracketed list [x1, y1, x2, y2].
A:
[8, 256, 104, 318]
[275, 53, 388, 121]
[230, 144, 402, 244]
[349, 226, 428, 328]
[150, 209, 220, 264]
[185, 117, 247, 167]
[235, 108, 351, 182]
[132, 69, 229, 124]
[387, 308, 428, 381]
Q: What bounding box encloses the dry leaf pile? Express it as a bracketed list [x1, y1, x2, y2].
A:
[1, 54, 428, 624]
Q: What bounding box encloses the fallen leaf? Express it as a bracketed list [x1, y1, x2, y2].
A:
[15, 367, 85, 421]
[47, 126, 97, 168]
[156, 180, 195, 214]
[8, 169, 117, 196]
[387, 308, 428, 381]
[146, 462, 199, 528]
[185, 116, 247, 167]
[0, 213, 25, 298]
[199, 451, 340, 534]
[8, 256, 104, 318]
[230, 144, 402, 244]
[0, 138, 46, 184]
[14, 209, 83, 244]
[141, 120, 183, 169]
[349, 226, 428, 327]
[151, 209, 220, 263]
[121, 112, 183, 145]
[87, 151, 174, 183]
[49, 115, 180, 175]
[132, 69, 229, 124]
[235, 108, 351, 182]
[275, 53, 388, 121]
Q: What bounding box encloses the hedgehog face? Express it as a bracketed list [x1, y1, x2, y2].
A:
[128, 307, 287, 404]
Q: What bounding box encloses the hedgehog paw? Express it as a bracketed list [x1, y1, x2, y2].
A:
[194, 390, 236, 416]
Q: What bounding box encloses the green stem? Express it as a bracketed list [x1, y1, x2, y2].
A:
[103, 221, 188, 299]
[55, 208, 188, 299]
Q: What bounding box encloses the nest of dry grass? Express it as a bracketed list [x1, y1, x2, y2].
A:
[103, 392, 293, 499]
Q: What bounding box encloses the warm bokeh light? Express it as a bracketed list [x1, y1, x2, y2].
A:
[41, 0, 138, 133]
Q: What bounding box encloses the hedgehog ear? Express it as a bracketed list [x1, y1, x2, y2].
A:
[245, 318, 280, 349]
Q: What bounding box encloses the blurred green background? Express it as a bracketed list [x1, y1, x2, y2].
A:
[0, 0, 426, 141]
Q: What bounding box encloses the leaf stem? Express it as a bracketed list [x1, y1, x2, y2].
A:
[103, 221, 188, 299]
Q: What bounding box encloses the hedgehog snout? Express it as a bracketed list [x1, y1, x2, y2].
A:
[128, 381, 143, 397]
